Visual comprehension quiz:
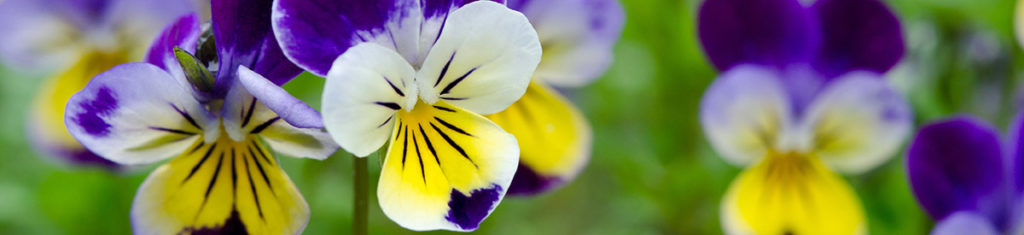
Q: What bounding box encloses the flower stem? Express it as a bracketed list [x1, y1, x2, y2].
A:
[353, 156, 368, 235]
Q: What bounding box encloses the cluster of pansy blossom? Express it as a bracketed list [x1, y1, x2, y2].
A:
[271, 0, 546, 231]
[64, 0, 338, 233]
[489, 0, 624, 196]
[697, 0, 911, 234]
[906, 116, 1024, 235]
[0, 0, 198, 167]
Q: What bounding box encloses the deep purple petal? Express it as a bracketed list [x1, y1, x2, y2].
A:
[211, 0, 301, 92]
[811, 0, 904, 78]
[445, 184, 502, 231]
[236, 66, 323, 128]
[1009, 112, 1024, 196]
[697, 0, 819, 71]
[907, 117, 1005, 220]
[145, 13, 200, 72]
[507, 163, 564, 196]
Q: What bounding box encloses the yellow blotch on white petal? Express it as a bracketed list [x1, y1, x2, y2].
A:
[131, 134, 308, 234]
[486, 81, 590, 183]
[721, 152, 866, 235]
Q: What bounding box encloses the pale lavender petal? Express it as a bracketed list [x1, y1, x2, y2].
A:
[211, 0, 301, 92]
[811, 0, 904, 78]
[697, 0, 819, 71]
[236, 66, 322, 128]
[907, 117, 1005, 220]
[931, 212, 999, 235]
[0, 0, 85, 70]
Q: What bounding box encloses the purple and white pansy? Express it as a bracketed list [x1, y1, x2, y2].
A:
[907, 115, 1024, 235]
[272, 0, 542, 231]
[63, 0, 338, 233]
[697, 0, 911, 233]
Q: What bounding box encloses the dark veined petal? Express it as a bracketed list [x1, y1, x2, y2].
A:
[508, 0, 624, 87]
[697, 0, 819, 71]
[145, 13, 201, 83]
[378, 101, 519, 231]
[907, 117, 1006, 220]
[486, 82, 591, 196]
[415, 1, 541, 115]
[65, 63, 218, 165]
[211, 0, 301, 91]
[721, 153, 865, 234]
[811, 0, 904, 78]
[131, 136, 309, 234]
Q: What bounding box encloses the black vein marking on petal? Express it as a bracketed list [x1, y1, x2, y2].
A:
[440, 67, 477, 95]
[194, 152, 226, 221]
[242, 152, 265, 220]
[434, 52, 456, 87]
[251, 140, 274, 166]
[411, 127, 426, 185]
[248, 144, 274, 191]
[375, 102, 402, 110]
[433, 117, 472, 137]
[434, 105, 455, 112]
[249, 117, 280, 134]
[241, 97, 258, 128]
[171, 103, 201, 130]
[149, 126, 196, 135]
[419, 124, 442, 167]
[188, 143, 205, 154]
[183, 143, 218, 185]
[430, 123, 477, 168]
[441, 97, 467, 101]
[401, 125, 409, 171]
[395, 123, 405, 141]
[231, 149, 238, 200]
[384, 76, 405, 97]
[378, 115, 394, 128]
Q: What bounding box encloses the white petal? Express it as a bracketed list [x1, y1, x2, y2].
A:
[700, 65, 792, 166]
[323, 43, 417, 157]
[415, 1, 542, 115]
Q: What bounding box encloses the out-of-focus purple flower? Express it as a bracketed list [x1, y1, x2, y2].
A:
[62, 0, 338, 233]
[696, 0, 910, 233]
[907, 115, 1024, 235]
[0, 0, 198, 168]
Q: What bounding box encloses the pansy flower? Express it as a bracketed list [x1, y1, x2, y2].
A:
[487, 0, 624, 196]
[63, 0, 338, 233]
[272, 0, 541, 231]
[697, 0, 911, 233]
[0, 0, 197, 167]
[907, 115, 1024, 235]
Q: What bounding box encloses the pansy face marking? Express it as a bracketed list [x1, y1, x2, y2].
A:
[273, 0, 541, 231]
[64, 0, 338, 233]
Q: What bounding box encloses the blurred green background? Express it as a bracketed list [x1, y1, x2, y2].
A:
[1, 0, 1023, 234]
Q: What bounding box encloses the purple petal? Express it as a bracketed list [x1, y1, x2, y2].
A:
[931, 212, 999, 235]
[811, 0, 904, 78]
[211, 0, 301, 92]
[236, 66, 323, 128]
[506, 163, 564, 196]
[445, 184, 502, 231]
[1010, 112, 1024, 195]
[907, 117, 1005, 220]
[697, 0, 819, 71]
[144, 13, 200, 72]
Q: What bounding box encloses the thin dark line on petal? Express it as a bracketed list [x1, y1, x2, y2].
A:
[251, 140, 274, 166]
[194, 151, 225, 221]
[433, 117, 472, 137]
[242, 97, 258, 127]
[375, 102, 402, 110]
[395, 123, 404, 141]
[440, 97, 467, 101]
[419, 124, 442, 167]
[440, 67, 476, 95]
[430, 123, 477, 168]
[401, 125, 409, 171]
[248, 144, 274, 191]
[411, 127, 426, 185]
[149, 126, 196, 135]
[243, 152, 265, 220]
[231, 148, 238, 200]
[377, 115, 394, 128]
[433, 105, 455, 112]
[171, 103, 201, 130]
[434, 52, 456, 87]
[249, 117, 280, 134]
[183, 143, 218, 184]
[384, 76, 405, 97]
[188, 143, 205, 154]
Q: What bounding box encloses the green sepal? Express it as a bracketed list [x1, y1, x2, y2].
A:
[173, 46, 216, 92]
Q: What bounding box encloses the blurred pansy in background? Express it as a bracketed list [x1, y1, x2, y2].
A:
[272, 0, 540, 231]
[907, 116, 1024, 235]
[697, 0, 911, 233]
[0, 0, 199, 167]
[63, 0, 338, 232]
[488, 0, 624, 196]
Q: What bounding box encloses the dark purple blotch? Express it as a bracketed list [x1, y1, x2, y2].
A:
[73, 86, 118, 137]
[445, 184, 502, 230]
[507, 163, 564, 196]
[184, 210, 248, 235]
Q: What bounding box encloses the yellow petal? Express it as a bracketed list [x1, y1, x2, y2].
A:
[29, 51, 128, 157]
[377, 100, 519, 231]
[721, 153, 866, 235]
[131, 135, 309, 234]
[485, 81, 591, 195]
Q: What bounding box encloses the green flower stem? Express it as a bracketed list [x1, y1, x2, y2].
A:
[353, 155, 369, 235]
